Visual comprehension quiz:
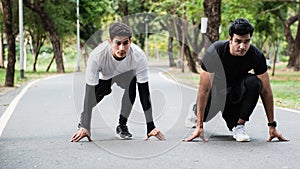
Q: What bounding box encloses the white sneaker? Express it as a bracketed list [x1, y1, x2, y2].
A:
[185, 114, 197, 128]
[185, 104, 197, 128]
[233, 125, 250, 142]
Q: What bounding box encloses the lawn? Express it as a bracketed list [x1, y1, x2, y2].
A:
[0, 49, 78, 95]
[269, 67, 300, 109]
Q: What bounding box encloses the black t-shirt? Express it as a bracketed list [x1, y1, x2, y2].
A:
[201, 40, 267, 88]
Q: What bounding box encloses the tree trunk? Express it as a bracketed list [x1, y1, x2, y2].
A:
[292, 3, 300, 71]
[118, 0, 129, 25]
[284, 14, 300, 70]
[189, 23, 203, 65]
[275, 2, 300, 71]
[168, 36, 176, 67]
[24, 0, 65, 73]
[272, 41, 279, 76]
[0, 33, 4, 68]
[203, 0, 221, 43]
[81, 41, 88, 69]
[184, 43, 198, 73]
[30, 33, 45, 72]
[46, 55, 55, 72]
[180, 0, 186, 73]
[2, 0, 16, 87]
[0, 1, 3, 68]
[292, 2, 300, 71]
[159, 16, 176, 67]
[39, 11, 64, 73]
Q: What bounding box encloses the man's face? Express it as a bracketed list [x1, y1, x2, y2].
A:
[109, 36, 132, 59]
[229, 34, 251, 56]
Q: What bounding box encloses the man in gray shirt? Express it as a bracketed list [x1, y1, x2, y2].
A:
[71, 22, 165, 142]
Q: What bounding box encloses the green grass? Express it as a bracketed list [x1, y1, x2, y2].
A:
[0, 50, 78, 88]
[271, 82, 300, 109]
[269, 75, 300, 109]
[0, 69, 60, 88]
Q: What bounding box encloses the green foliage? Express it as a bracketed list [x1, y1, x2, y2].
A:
[44, 1, 76, 38]
[279, 55, 289, 62]
[220, 0, 260, 39]
[23, 4, 46, 35]
[77, 0, 113, 41]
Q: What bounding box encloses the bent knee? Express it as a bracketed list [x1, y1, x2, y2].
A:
[245, 76, 261, 92]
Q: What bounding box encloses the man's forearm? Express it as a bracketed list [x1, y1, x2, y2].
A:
[257, 72, 275, 123]
[196, 88, 210, 128]
[138, 82, 155, 133]
[261, 90, 274, 123]
[196, 71, 212, 128]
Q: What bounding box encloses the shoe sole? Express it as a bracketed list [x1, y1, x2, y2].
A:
[233, 135, 250, 142]
[235, 138, 251, 142]
[185, 124, 197, 128]
[116, 134, 133, 140]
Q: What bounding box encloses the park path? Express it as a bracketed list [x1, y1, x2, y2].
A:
[0, 66, 299, 169]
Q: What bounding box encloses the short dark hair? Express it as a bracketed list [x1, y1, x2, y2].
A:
[229, 18, 254, 37]
[109, 22, 132, 40]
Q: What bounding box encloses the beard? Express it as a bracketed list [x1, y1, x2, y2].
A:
[233, 49, 247, 56]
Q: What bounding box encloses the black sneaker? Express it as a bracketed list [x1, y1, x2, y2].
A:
[116, 125, 132, 139]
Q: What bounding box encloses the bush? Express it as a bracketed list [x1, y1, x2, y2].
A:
[279, 55, 289, 62]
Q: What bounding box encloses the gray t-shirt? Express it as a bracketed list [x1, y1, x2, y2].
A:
[85, 40, 149, 85]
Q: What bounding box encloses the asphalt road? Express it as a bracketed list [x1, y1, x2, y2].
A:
[0, 66, 299, 169]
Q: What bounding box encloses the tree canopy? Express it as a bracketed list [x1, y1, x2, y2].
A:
[1, 0, 300, 86]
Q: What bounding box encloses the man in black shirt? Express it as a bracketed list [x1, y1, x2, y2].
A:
[184, 18, 288, 142]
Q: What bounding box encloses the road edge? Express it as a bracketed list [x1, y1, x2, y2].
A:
[0, 79, 40, 136]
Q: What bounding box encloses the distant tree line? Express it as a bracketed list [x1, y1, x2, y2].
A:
[0, 0, 299, 86]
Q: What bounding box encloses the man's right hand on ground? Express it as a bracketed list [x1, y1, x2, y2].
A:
[145, 128, 166, 141]
[70, 127, 92, 142]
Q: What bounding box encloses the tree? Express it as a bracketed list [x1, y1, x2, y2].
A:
[150, 0, 179, 67]
[28, 25, 46, 72]
[2, 0, 16, 87]
[257, 0, 300, 71]
[152, 0, 201, 73]
[255, 2, 285, 76]
[24, 0, 65, 73]
[271, 1, 300, 71]
[79, 0, 113, 67]
[203, 0, 221, 43]
[115, 0, 154, 51]
[221, 0, 300, 71]
[79, 0, 112, 42]
[21, 5, 46, 72]
[0, 3, 4, 68]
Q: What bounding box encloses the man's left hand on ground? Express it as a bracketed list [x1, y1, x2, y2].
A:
[267, 127, 289, 142]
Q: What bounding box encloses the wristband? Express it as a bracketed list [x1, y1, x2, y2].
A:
[268, 121, 277, 127]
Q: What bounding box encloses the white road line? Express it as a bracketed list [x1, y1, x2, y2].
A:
[257, 103, 300, 114]
[276, 106, 300, 114]
[0, 79, 40, 137]
[158, 72, 197, 91]
[0, 74, 68, 137]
